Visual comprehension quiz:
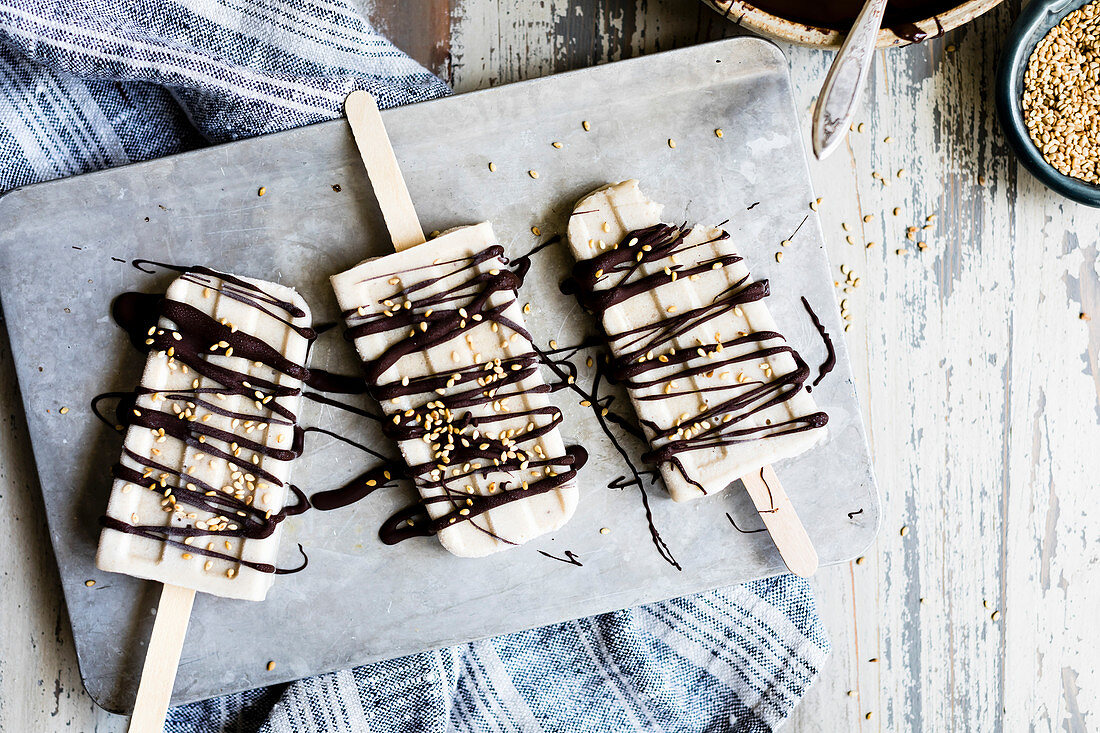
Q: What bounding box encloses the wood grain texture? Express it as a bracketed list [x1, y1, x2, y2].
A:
[2, 0, 1097, 730]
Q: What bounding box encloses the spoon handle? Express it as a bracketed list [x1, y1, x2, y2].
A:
[812, 0, 889, 159]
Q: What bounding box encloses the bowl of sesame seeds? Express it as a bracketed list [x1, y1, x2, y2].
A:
[997, 0, 1100, 206]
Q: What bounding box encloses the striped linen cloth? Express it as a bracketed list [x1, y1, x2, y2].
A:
[0, 2, 830, 731]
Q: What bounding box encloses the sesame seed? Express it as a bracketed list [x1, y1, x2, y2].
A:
[715, 128, 724, 138]
[582, 120, 591, 131]
[488, 162, 496, 172]
[552, 141, 563, 149]
[528, 170, 539, 179]
[59, 407, 69, 414]
[267, 661, 276, 671]
[667, 138, 676, 148]
[257, 186, 266, 196]
[1023, 4, 1100, 184]
[599, 527, 610, 535]
[85, 579, 95, 587]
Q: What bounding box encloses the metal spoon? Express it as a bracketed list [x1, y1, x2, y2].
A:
[812, 0, 888, 159]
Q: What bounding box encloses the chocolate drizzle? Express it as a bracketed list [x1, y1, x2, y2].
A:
[562, 224, 827, 494]
[800, 296, 836, 389]
[336, 243, 587, 544]
[100, 263, 315, 574]
[538, 550, 583, 566]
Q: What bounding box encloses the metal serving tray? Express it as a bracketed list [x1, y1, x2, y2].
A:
[0, 37, 878, 711]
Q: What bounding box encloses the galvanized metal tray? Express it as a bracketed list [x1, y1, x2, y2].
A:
[0, 37, 879, 712]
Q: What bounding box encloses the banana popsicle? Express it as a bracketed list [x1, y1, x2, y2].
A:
[330, 222, 582, 557]
[96, 268, 314, 601]
[565, 180, 827, 502]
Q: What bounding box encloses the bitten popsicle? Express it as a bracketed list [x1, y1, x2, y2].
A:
[330, 91, 581, 558]
[565, 180, 827, 502]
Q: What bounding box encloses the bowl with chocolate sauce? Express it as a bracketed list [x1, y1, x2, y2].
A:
[702, 0, 1004, 47]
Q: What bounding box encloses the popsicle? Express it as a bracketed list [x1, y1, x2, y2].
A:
[331, 91, 581, 557]
[97, 267, 314, 599]
[565, 180, 827, 572]
[95, 267, 313, 730]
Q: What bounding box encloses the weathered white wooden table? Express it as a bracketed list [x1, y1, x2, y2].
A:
[1, 0, 1095, 730]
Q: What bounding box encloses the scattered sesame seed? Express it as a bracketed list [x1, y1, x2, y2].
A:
[59, 407, 69, 414]
[893, 207, 901, 216]
[267, 660, 276, 671]
[528, 170, 539, 179]
[599, 527, 610, 535]
[85, 579, 95, 587]
[715, 128, 724, 138]
[488, 162, 497, 172]
[667, 138, 676, 148]
[552, 141, 563, 149]
[775, 252, 784, 263]
[900, 525, 910, 536]
[863, 214, 874, 223]
[855, 556, 866, 565]
[257, 186, 266, 196]
[531, 226, 541, 236]
[582, 120, 591, 131]
[857, 123, 866, 133]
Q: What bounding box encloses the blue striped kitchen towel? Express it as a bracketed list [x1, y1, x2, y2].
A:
[0, 2, 829, 731]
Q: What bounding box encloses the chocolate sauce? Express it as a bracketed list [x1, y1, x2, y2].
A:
[725, 512, 768, 534]
[562, 224, 828, 495]
[538, 550, 583, 566]
[800, 296, 836, 389]
[100, 265, 316, 573]
[748, 0, 953, 36]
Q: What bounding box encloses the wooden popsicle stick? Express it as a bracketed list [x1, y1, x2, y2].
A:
[344, 90, 426, 251]
[127, 583, 196, 733]
[739, 465, 818, 577]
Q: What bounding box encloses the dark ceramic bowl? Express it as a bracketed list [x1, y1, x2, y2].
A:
[996, 0, 1100, 207]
